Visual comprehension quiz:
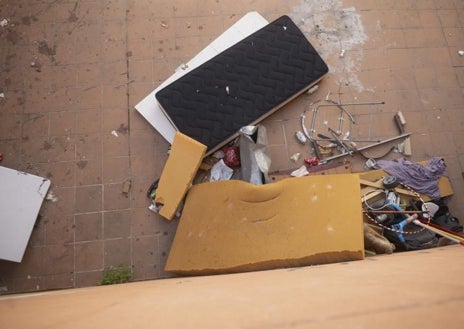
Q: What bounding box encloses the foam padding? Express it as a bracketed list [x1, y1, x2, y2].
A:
[155, 132, 207, 220]
[165, 174, 364, 274]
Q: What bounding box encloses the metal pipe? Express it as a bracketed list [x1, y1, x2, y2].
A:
[364, 210, 426, 214]
[320, 132, 411, 163]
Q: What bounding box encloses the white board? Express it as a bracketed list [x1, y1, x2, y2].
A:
[134, 11, 269, 144]
[0, 166, 51, 262]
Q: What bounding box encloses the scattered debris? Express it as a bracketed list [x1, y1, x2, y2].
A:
[306, 84, 319, 94]
[68, 2, 79, 23]
[37, 40, 56, 60]
[0, 92, 5, 99]
[210, 159, 234, 181]
[45, 191, 58, 202]
[290, 153, 301, 162]
[175, 63, 189, 72]
[239, 126, 258, 135]
[116, 123, 128, 135]
[111, 130, 118, 137]
[364, 158, 377, 170]
[122, 179, 131, 194]
[290, 165, 309, 177]
[148, 203, 161, 213]
[458, 50, 464, 56]
[212, 150, 225, 159]
[339, 49, 345, 57]
[304, 157, 319, 167]
[225, 86, 230, 95]
[160, 21, 169, 28]
[30, 60, 42, 72]
[76, 160, 88, 169]
[295, 131, 307, 144]
[224, 146, 240, 167]
[0, 18, 8, 27]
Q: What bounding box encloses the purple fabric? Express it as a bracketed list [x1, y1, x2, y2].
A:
[375, 157, 447, 200]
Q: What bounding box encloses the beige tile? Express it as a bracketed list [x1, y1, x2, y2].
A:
[103, 182, 131, 211]
[41, 273, 74, 291]
[76, 110, 102, 135]
[75, 159, 103, 186]
[76, 133, 102, 160]
[402, 29, 427, 48]
[132, 235, 157, 266]
[172, 0, 198, 17]
[102, 156, 130, 183]
[75, 241, 104, 271]
[443, 27, 464, 46]
[74, 270, 104, 288]
[104, 238, 131, 268]
[75, 185, 103, 213]
[129, 59, 153, 83]
[102, 133, 129, 157]
[75, 212, 103, 242]
[103, 210, 132, 239]
[42, 244, 74, 275]
[130, 207, 158, 236]
[419, 10, 441, 27]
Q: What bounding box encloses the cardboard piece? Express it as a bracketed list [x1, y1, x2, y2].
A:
[165, 174, 364, 274]
[0, 166, 50, 262]
[134, 12, 268, 144]
[154, 132, 206, 220]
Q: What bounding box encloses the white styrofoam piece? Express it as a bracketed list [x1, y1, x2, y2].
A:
[134, 11, 269, 144]
[0, 166, 50, 262]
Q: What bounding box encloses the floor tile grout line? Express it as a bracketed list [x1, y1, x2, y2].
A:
[124, 0, 134, 272]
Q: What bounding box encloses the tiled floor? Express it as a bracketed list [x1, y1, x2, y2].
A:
[1, 0, 463, 294]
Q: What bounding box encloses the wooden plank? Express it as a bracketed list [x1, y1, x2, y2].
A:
[359, 179, 417, 198]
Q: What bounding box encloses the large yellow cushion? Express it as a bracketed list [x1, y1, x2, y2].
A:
[165, 174, 364, 274]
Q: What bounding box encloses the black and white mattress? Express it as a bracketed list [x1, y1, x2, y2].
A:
[155, 15, 329, 153]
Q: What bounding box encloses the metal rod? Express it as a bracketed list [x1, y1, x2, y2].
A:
[364, 210, 426, 214]
[413, 219, 464, 244]
[317, 101, 385, 108]
[320, 132, 411, 163]
[313, 138, 381, 143]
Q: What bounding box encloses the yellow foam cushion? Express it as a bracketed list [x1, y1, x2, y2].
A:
[155, 132, 207, 220]
[165, 174, 364, 274]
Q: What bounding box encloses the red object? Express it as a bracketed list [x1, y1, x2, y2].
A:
[304, 157, 319, 167]
[0, 153, 3, 162]
[224, 146, 240, 167]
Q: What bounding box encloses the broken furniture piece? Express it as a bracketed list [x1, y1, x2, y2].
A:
[0, 166, 51, 262]
[155, 15, 329, 155]
[152, 132, 206, 220]
[359, 159, 453, 203]
[301, 101, 411, 164]
[165, 174, 364, 275]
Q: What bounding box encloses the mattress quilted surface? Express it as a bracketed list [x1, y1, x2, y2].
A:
[155, 15, 329, 151]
